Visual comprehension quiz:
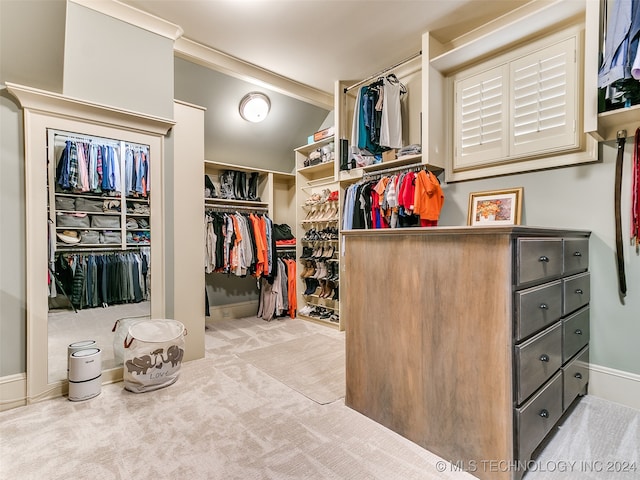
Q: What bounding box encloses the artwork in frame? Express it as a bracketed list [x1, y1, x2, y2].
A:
[467, 188, 523, 226]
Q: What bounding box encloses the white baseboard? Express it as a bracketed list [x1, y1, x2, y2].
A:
[205, 300, 259, 323]
[588, 363, 640, 411]
[0, 373, 27, 412]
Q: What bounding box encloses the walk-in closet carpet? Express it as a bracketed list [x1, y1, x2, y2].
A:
[237, 333, 345, 404]
[1, 316, 638, 480]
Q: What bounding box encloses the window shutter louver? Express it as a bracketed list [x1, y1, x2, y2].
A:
[455, 65, 508, 168]
[510, 37, 577, 156]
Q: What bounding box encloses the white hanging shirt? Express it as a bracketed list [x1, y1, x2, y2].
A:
[380, 77, 403, 149]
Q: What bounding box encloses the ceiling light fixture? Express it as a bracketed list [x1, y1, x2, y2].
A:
[239, 92, 270, 123]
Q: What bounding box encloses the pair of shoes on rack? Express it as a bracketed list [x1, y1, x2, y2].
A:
[311, 262, 327, 280]
[305, 188, 332, 207]
[300, 260, 316, 279]
[324, 261, 339, 281]
[313, 246, 333, 258]
[298, 304, 315, 316]
[318, 279, 335, 298]
[303, 278, 320, 296]
[308, 306, 332, 320]
[300, 247, 314, 258]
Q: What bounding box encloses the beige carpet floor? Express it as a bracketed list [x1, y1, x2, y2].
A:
[1, 316, 638, 480]
[237, 333, 345, 404]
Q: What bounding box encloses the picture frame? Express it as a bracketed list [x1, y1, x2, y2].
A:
[467, 188, 523, 226]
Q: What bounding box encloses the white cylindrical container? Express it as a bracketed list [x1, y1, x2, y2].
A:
[67, 340, 97, 375]
[68, 347, 102, 402]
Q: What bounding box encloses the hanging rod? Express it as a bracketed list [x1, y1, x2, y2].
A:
[344, 51, 422, 93]
[124, 143, 149, 151]
[54, 131, 121, 147]
[362, 161, 425, 179]
[56, 247, 134, 254]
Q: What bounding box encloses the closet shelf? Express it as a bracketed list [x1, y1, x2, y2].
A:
[596, 105, 640, 142]
[361, 155, 444, 176]
[297, 313, 340, 328]
[204, 197, 268, 208]
[204, 159, 294, 178]
[56, 210, 121, 216]
[297, 161, 335, 178]
[300, 177, 336, 191]
[294, 136, 335, 156]
[55, 192, 122, 199]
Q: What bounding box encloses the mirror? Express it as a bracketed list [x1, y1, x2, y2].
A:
[46, 129, 151, 383]
[6, 82, 170, 402]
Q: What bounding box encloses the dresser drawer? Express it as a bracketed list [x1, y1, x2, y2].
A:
[517, 238, 563, 286]
[563, 238, 589, 275]
[562, 307, 590, 362]
[516, 371, 563, 462]
[563, 346, 589, 410]
[563, 272, 590, 315]
[515, 322, 562, 404]
[515, 280, 562, 341]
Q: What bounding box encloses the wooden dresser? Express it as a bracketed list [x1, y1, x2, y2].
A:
[342, 226, 590, 480]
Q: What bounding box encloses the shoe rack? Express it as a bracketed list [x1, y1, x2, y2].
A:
[295, 137, 342, 330]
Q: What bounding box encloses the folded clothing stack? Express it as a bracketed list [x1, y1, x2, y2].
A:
[398, 144, 421, 156]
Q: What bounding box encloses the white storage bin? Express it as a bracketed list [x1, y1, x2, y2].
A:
[123, 319, 186, 393]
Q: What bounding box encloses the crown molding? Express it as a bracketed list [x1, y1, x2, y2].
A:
[69, 0, 184, 41]
[4, 82, 175, 135]
[174, 37, 334, 111]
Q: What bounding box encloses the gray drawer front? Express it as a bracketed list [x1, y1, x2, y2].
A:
[517, 239, 563, 286]
[562, 307, 590, 362]
[563, 346, 589, 410]
[516, 371, 563, 462]
[515, 322, 562, 404]
[515, 280, 562, 341]
[563, 272, 590, 315]
[563, 238, 589, 275]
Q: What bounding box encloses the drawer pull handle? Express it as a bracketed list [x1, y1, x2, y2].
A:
[573, 251, 582, 257]
[575, 373, 583, 380]
[539, 354, 550, 362]
[575, 288, 584, 295]
[539, 409, 549, 418]
[539, 255, 549, 262]
[539, 303, 548, 310]
[574, 329, 583, 335]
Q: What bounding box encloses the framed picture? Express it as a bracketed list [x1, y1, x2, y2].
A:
[467, 188, 523, 226]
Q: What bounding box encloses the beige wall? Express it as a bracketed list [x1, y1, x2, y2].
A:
[64, 2, 174, 119]
[439, 139, 640, 375]
[0, 0, 66, 376]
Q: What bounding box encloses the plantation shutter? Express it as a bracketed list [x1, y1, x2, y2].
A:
[454, 65, 508, 169]
[510, 37, 578, 156]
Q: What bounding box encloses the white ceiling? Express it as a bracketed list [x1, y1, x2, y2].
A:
[120, 0, 529, 95]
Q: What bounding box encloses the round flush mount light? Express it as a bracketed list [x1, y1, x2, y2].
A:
[239, 92, 271, 123]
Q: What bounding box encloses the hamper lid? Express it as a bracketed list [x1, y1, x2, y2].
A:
[128, 319, 184, 343]
[70, 348, 101, 358]
[69, 340, 96, 348]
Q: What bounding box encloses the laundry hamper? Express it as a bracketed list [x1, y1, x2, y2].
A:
[123, 319, 186, 393]
[112, 315, 150, 366]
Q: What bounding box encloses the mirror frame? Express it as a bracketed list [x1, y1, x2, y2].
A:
[6, 83, 174, 403]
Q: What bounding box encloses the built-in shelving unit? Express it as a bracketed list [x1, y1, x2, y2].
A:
[295, 136, 341, 329]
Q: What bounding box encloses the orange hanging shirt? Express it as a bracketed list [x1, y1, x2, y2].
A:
[413, 170, 444, 221]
